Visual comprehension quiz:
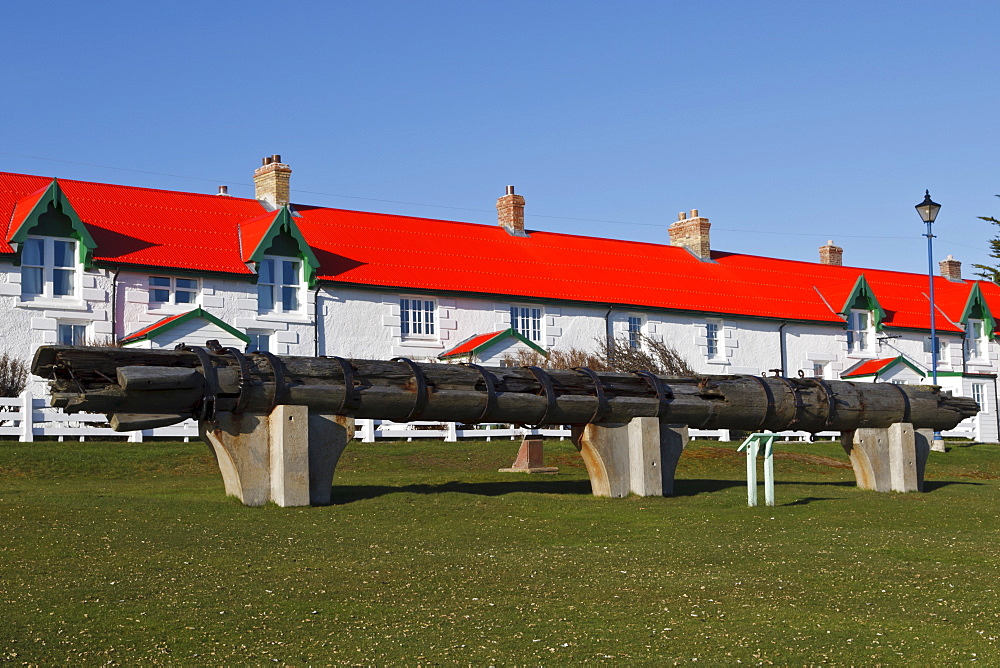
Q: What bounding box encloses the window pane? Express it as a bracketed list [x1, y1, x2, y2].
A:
[150, 276, 171, 287]
[21, 267, 43, 296]
[176, 278, 197, 290]
[281, 286, 298, 311]
[58, 324, 85, 346]
[424, 301, 435, 335]
[282, 261, 299, 286]
[259, 259, 274, 284]
[53, 240, 75, 268]
[257, 284, 274, 311]
[53, 268, 74, 296]
[151, 288, 171, 303]
[175, 290, 195, 304]
[23, 238, 44, 266]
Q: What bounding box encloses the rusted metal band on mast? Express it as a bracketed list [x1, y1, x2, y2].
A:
[392, 357, 429, 421]
[748, 375, 776, 430]
[459, 362, 498, 422]
[573, 366, 610, 423]
[331, 356, 360, 416]
[176, 344, 219, 421]
[255, 351, 287, 413]
[523, 365, 558, 426]
[632, 370, 673, 419]
[887, 382, 912, 424]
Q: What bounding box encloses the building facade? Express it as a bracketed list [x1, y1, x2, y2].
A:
[1, 158, 997, 441]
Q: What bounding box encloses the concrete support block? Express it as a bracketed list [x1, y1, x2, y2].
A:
[628, 417, 662, 496]
[660, 424, 689, 496]
[571, 422, 632, 498]
[307, 413, 354, 505]
[842, 423, 924, 493]
[571, 418, 688, 498]
[914, 428, 932, 492]
[269, 405, 310, 506]
[887, 422, 918, 493]
[200, 408, 354, 507]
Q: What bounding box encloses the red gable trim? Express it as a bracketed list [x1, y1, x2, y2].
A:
[121, 307, 249, 345]
[7, 184, 48, 242]
[841, 355, 926, 379]
[439, 329, 547, 359]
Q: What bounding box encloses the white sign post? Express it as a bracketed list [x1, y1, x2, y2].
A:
[738, 433, 776, 507]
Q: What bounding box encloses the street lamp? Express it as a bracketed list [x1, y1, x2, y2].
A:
[915, 190, 941, 387]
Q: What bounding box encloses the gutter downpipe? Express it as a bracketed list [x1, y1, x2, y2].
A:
[778, 321, 788, 377]
[314, 285, 322, 357]
[604, 306, 614, 356]
[110, 267, 121, 342]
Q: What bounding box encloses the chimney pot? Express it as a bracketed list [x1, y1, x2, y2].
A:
[217, 185, 229, 196]
[939, 254, 962, 281]
[669, 209, 712, 260]
[819, 240, 843, 266]
[253, 156, 292, 209]
[497, 186, 527, 237]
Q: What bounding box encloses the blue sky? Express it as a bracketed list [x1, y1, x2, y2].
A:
[4, 1, 999, 274]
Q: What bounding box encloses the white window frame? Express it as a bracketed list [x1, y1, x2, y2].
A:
[246, 329, 272, 353]
[401, 297, 437, 339]
[510, 305, 543, 343]
[257, 256, 303, 315]
[846, 310, 874, 355]
[627, 315, 643, 349]
[705, 321, 723, 360]
[20, 235, 80, 301]
[57, 322, 87, 346]
[149, 275, 200, 308]
[971, 383, 989, 413]
[966, 319, 987, 361]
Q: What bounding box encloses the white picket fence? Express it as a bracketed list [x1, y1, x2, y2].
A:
[0, 390, 983, 443]
[0, 392, 199, 442]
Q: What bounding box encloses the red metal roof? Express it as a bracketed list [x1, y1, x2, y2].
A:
[0, 169, 996, 333]
[120, 311, 190, 343]
[440, 331, 507, 358]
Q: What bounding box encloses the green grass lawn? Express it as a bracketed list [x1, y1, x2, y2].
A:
[1, 436, 998, 665]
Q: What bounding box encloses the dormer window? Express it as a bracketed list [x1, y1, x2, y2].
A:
[847, 310, 873, 354]
[967, 319, 987, 360]
[21, 236, 77, 299]
[258, 257, 301, 314]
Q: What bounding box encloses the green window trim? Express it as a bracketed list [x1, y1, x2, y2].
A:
[839, 274, 887, 330]
[9, 180, 97, 268]
[245, 207, 320, 287]
[958, 283, 997, 341]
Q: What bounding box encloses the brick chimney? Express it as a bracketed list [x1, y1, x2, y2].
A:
[497, 185, 527, 237]
[819, 240, 843, 266]
[940, 254, 962, 281]
[253, 154, 292, 210]
[668, 209, 711, 259]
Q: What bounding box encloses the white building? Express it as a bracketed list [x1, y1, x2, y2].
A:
[1, 157, 997, 440]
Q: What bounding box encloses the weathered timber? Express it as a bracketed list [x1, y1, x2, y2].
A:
[31, 345, 979, 432]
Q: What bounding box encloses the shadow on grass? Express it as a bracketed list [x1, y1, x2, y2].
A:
[922, 480, 984, 491]
[329, 478, 593, 504]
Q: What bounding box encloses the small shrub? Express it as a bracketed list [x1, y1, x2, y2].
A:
[0, 353, 28, 398]
[502, 334, 694, 375]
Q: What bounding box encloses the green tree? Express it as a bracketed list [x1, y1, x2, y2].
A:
[973, 195, 1000, 282]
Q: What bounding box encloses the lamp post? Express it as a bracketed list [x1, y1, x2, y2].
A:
[915, 190, 941, 386]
